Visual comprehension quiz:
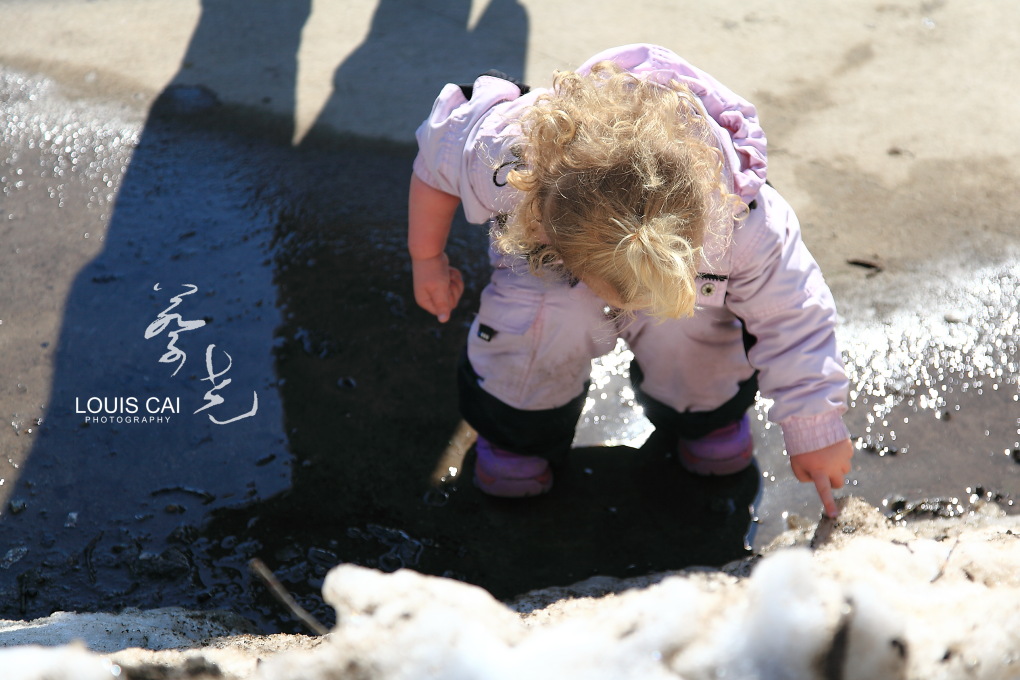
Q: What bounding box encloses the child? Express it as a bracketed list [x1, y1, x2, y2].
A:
[408, 44, 853, 518]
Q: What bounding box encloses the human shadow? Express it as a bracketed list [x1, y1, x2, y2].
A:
[0, 0, 534, 630]
[300, 0, 530, 145]
[0, 0, 309, 621]
[158, 0, 312, 144]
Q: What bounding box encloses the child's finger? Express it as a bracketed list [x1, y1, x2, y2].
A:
[435, 296, 452, 322]
[422, 288, 441, 313]
[421, 286, 452, 323]
[436, 273, 464, 323]
[812, 471, 839, 518]
[449, 266, 464, 288]
[449, 268, 465, 305]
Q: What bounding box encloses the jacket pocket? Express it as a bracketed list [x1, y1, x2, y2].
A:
[475, 271, 545, 335]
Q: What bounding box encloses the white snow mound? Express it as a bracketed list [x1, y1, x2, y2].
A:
[4, 497, 1020, 680]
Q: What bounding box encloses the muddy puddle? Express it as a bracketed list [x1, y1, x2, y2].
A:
[0, 66, 1017, 634]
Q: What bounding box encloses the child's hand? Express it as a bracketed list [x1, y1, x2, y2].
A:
[412, 253, 464, 323]
[407, 174, 462, 322]
[790, 438, 854, 519]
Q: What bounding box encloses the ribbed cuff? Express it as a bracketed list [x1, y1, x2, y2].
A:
[780, 410, 851, 457]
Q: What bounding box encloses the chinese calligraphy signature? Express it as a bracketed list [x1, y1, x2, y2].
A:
[145, 283, 258, 424]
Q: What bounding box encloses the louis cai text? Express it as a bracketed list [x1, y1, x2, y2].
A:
[76, 396, 181, 416]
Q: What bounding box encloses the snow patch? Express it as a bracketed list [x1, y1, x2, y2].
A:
[5, 498, 1020, 679]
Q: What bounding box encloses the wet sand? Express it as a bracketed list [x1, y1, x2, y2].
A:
[0, 1, 1018, 633]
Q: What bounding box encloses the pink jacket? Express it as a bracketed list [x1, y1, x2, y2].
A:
[413, 44, 850, 455]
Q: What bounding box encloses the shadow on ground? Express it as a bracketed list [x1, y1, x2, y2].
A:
[0, 97, 757, 633]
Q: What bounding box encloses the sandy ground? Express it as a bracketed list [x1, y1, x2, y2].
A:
[3, 0, 1017, 357]
[0, 0, 1018, 641]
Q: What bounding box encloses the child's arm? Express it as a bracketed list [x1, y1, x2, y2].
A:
[789, 438, 854, 518]
[723, 185, 855, 519]
[408, 173, 464, 323]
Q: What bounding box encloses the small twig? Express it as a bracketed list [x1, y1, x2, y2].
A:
[83, 531, 104, 585]
[150, 485, 216, 505]
[930, 537, 961, 583]
[846, 258, 884, 277]
[249, 558, 329, 635]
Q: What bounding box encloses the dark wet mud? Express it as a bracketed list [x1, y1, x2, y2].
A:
[1, 68, 1017, 635]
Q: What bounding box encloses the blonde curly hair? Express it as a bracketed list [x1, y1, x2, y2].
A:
[495, 61, 744, 319]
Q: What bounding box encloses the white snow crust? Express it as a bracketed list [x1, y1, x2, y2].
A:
[4, 498, 1020, 680]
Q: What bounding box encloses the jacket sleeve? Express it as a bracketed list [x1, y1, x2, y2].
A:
[724, 185, 851, 455]
[412, 75, 532, 224]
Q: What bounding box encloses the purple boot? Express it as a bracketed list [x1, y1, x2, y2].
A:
[677, 414, 754, 475]
[473, 437, 553, 498]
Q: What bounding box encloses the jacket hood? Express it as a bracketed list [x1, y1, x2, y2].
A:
[576, 44, 768, 203]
